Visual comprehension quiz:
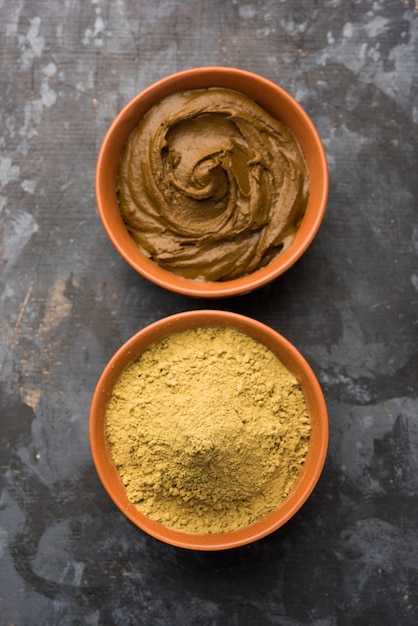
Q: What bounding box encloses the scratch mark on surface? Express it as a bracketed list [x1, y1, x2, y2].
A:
[9, 278, 35, 353]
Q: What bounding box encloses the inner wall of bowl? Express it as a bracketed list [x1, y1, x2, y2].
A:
[97, 69, 327, 294]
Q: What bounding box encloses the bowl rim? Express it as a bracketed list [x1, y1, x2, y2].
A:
[89, 309, 329, 550]
[95, 66, 329, 298]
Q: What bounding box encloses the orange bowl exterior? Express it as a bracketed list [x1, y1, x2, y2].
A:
[96, 67, 329, 297]
[89, 310, 328, 550]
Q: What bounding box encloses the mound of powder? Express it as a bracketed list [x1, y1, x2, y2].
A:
[106, 326, 310, 533]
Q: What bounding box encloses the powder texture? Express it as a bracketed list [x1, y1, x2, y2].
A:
[106, 327, 310, 534]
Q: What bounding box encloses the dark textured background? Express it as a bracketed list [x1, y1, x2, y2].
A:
[1, 1, 417, 624]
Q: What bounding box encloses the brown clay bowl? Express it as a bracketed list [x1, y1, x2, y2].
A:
[89, 310, 328, 550]
[96, 67, 328, 297]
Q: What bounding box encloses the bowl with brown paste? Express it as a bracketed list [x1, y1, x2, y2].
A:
[89, 310, 329, 550]
[96, 67, 328, 297]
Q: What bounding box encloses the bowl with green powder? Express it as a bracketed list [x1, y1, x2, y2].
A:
[89, 309, 328, 550]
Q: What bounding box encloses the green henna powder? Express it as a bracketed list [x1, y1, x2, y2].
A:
[106, 326, 310, 534]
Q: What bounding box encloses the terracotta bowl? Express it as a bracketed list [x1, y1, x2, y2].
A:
[89, 310, 328, 550]
[96, 67, 328, 298]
